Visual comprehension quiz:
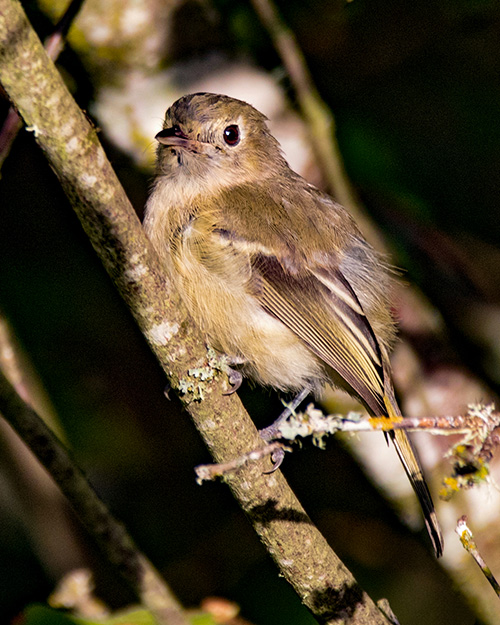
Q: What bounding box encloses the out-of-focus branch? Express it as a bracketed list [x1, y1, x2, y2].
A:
[456, 517, 500, 599]
[0, 1, 394, 623]
[0, 313, 91, 579]
[0, 0, 84, 172]
[0, 367, 188, 625]
[250, 0, 386, 251]
[0, 106, 22, 171]
[0, 313, 62, 432]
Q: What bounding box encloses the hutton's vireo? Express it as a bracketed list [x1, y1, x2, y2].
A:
[144, 92, 443, 556]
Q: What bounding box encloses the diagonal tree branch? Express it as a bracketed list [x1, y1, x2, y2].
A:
[0, 1, 393, 623]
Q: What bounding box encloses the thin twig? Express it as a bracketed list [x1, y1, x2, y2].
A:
[197, 402, 499, 485]
[45, 0, 85, 58]
[456, 516, 500, 598]
[195, 441, 287, 483]
[276, 403, 500, 438]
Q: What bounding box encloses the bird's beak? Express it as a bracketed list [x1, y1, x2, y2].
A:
[156, 126, 199, 151]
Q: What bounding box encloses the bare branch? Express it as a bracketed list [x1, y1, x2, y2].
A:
[456, 516, 500, 599]
[197, 402, 499, 502]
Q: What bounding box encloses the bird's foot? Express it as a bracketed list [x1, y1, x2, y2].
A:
[222, 367, 243, 395]
[259, 421, 286, 472]
[259, 387, 312, 472]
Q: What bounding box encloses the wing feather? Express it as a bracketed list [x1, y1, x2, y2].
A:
[251, 253, 386, 415]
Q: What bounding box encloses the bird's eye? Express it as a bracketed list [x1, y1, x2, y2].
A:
[223, 125, 240, 146]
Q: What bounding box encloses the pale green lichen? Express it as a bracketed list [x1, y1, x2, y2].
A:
[147, 320, 180, 346]
[440, 403, 497, 500]
[177, 378, 206, 402]
[188, 366, 215, 382]
[176, 348, 233, 401]
[177, 363, 218, 402]
[278, 404, 363, 447]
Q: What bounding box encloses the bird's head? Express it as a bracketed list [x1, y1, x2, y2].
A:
[154, 92, 286, 189]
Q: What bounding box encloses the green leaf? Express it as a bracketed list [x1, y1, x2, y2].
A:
[22, 605, 77, 625]
[22, 604, 158, 625]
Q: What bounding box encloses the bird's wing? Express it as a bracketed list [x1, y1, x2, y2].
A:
[211, 223, 444, 557]
[250, 251, 444, 556]
[249, 251, 387, 416]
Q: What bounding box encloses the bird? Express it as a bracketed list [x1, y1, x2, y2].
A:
[144, 92, 443, 557]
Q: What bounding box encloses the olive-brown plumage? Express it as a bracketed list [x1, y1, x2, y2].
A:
[144, 92, 443, 556]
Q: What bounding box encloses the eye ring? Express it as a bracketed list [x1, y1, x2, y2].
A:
[223, 125, 240, 146]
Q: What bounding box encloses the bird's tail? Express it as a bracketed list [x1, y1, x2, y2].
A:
[383, 394, 444, 557]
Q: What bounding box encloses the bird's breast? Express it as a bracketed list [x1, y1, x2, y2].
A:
[167, 216, 324, 392]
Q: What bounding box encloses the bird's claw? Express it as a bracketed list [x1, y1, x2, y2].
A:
[163, 383, 171, 399]
[257, 388, 311, 473]
[259, 423, 285, 472]
[222, 368, 243, 395]
[265, 447, 285, 473]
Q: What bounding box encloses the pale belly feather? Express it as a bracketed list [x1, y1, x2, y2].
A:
[171, 228, 324, 392]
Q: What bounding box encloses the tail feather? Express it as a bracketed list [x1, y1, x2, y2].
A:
[390, 427, 443, 557]
[384, 395, 444, 557]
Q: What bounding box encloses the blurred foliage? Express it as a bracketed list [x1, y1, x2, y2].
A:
[22, 603, 219, 624]
[2, 0, 500, 624]
[22, 604, 159, 625]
